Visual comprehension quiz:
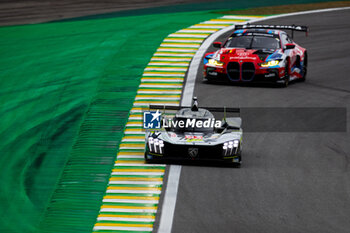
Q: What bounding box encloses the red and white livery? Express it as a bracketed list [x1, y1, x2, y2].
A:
[203, 24, 309, 87]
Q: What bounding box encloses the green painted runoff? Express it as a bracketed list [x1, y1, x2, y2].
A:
[0, 10, 223, 233]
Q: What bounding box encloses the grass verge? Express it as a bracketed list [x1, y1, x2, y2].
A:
[0, 10, 222, 233]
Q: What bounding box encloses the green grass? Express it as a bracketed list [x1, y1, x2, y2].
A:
[0, 10, 223, 233]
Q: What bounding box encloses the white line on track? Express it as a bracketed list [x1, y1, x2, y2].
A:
[157, 165, 181, 233]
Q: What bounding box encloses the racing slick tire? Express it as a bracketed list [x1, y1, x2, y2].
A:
[233, 160, 242, 168]
[204, 77, 213, 84]
[300, 53, 308, 82]
[279, 61, 290, 87]
[231, 152, 242, 168]
[144, 154, 152, 163]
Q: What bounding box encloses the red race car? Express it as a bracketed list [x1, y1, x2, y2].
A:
[203, 24, 308, 87]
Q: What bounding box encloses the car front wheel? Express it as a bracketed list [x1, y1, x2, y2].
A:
[300, 53, 307, 81]
[280, 61, 290, 87]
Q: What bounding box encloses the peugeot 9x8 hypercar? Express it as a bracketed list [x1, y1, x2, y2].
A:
[144, 98, 243, 166]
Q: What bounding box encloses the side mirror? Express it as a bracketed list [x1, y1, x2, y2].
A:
[226, 117, 242, 130]
[213, 42, 222, 48]
[284, 43, 295, 50]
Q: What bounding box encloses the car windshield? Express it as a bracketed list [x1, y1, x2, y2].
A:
[225, 35, 280, 50]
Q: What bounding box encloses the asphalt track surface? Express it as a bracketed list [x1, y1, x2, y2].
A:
[170, 9, 350, 233]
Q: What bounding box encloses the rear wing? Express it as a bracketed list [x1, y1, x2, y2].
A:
[149, 105, 240, 123]
[235, 24, 309, 38]
[149, 105, 240, 113]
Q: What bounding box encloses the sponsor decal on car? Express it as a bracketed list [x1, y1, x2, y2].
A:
[185, 135, 203, 142]
[208, 71, 218, 76]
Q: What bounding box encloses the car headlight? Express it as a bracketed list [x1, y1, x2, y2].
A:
[222, 139, 240, 156]
[148, 137, 164, 154]
[208, 58, 224, 67]
[259, 60, 280, 67]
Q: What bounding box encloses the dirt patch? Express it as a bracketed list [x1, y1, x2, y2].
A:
[217, 1, 350, 15]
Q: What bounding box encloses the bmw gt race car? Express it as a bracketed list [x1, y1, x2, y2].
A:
[144, 98, 243, 166]
[203, 24, 309, 87]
